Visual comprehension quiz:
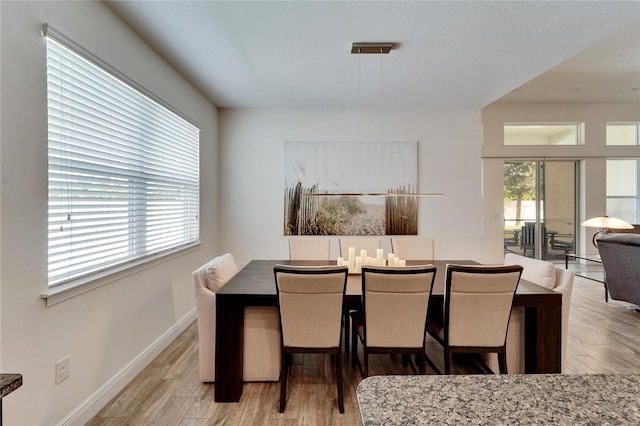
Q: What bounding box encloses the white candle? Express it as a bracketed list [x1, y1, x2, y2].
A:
[399, 259, 406, 267]
[337, 256, 344, 266]
[355, 256, 362, 273]
[360, 249, 367, 260]
[348, 247, 355, 261]
[348, 247, 356, 271]
[388, 253, 395, 265]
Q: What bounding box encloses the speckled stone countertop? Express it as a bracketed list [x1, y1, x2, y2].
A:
[0, 374, 22, 399]
[357, 374, 640, 425]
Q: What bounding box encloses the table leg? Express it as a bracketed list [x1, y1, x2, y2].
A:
[524, 305, 562, 373]
[215, 296, 245, 402]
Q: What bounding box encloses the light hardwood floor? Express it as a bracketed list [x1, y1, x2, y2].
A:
[88, 276, 640, 425]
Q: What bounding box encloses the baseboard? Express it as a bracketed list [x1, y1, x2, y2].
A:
[57, 308, 197, 426]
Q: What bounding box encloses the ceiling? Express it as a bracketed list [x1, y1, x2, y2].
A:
[105, 1, 640, 109]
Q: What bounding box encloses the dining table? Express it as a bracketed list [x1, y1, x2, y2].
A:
[214, 259, 562, 402]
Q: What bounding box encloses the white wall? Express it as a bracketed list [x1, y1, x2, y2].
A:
[218, 108, 483, 265]
[481, 103, 640, 261]
[0, 2, 218, 424]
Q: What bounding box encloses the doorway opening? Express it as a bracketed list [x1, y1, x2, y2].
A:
[504, 161, 577, 261]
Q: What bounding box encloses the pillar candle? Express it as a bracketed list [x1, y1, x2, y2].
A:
[348, 247, 355, 261]
[348, 247, 356, 271]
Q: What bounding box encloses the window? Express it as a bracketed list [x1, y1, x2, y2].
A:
[606, 123, 640, 145]
[504, 123, 583, 146]
[607, 159, 639, 224]
[46, 27, 200, 287]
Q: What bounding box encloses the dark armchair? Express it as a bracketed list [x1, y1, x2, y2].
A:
[597, 233, 640, 308]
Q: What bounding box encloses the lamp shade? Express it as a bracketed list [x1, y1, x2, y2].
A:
[581, 216, 633, 229]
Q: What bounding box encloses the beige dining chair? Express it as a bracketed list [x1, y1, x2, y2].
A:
[351, 265, 437, 378]
[390, 237, 435, 261]
[339, 237, 381, 258]
[274, 264, 349, 413]
[426, 264, 523, 374]
[288, 237, 331, 260]
[192, 253, 281, 382]
[502, 253, 574, 374]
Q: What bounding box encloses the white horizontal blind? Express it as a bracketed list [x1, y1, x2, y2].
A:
[46, 33, 200, 286]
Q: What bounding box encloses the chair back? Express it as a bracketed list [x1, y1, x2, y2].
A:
[390, 237, 434, 261]
[445, 264, 522, 347]
[197, 253, 239, 293]
[274, 265, 348, 348]
[339, 237, 381, 257]
[289, 237, 331, 260]
[554, 267, 574, 371]
[361, 265, 436, 348]
[596, 233, 640, 306]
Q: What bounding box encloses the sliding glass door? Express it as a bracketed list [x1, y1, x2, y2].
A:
[504, 161, 577, 260]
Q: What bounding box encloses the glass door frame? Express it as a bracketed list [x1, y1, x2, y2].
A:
[504, 159, 579, 261]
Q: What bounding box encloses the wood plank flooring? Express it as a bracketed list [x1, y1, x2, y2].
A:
[88, 276, 640, 425]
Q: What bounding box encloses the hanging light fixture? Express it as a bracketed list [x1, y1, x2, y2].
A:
[351, 42, 394, 54]
[302, 43, 443, 198]
[301, 42, 444, 198]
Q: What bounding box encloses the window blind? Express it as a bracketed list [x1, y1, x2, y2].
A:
[46, 30, 200, 287]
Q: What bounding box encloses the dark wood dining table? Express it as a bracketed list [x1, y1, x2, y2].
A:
[214, 259, 562, 402]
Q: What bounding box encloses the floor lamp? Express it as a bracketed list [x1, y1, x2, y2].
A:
[581, 216, 633, 247]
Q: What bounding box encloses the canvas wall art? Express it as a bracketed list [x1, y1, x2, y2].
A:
[283, 141, 418, 236]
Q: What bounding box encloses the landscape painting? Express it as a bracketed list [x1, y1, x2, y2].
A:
[283, 141, 418, 236]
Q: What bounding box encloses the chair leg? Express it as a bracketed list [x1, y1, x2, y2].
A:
[402, 354, 409, 367]
[444, 348, 451, 375]
[344, 310, 350, 357]
[351, 321, 358, 367]
[336, 350, 344, 413]
[498, 351, 508, 374]
[363, 348, 369, 378]
[279, 352, 288, 413]
[417, 353, 426, 375]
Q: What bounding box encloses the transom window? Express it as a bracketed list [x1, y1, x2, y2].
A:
[606, 122, 640, 146]
[45, 27, 200, 287]
[504, 123, 583, 146]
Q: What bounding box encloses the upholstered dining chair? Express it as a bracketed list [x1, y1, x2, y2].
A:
[503, 253, 574, 373]
[339, 237, 381, 258]
[274, 264, 349, 413]
[390, 237, 435, 261]
[192, 253, 281, 382]
[351, 265, 437, 378]
[289, 237, 331, 260]
[426, 264, 523, 375]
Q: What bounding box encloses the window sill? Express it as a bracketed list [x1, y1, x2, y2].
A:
[42, 242, 201, 306]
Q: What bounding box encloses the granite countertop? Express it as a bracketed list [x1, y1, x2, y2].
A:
[357, 374, 640, 425]
[0, 374, 23, 399]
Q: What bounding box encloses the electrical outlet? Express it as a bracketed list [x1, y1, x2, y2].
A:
[55, 355, 70, 384]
